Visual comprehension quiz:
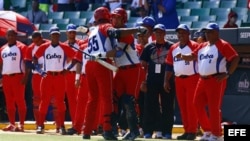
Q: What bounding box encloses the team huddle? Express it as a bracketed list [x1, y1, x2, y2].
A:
[0, 6, 239, 141]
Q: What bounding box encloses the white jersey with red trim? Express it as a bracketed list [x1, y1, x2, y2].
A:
[43, 45, 67, 72]
[85, 26, 113, 56]
[172, 45, 198, 76]
[198, 44, 227, 75]
[32, 45, 44, 74]
[114, 42, 140, 67]
[1, 45, 25, 74]
[64, 42, 79, 71]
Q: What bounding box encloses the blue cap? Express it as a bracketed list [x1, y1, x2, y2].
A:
[175, 24, 190, 32]
[49, 26, 60, 34]
[66, 24, 77, 32]
[202, 23, 219, 31]
[153, 24, 166, 31]
[141, 16, 156, 28]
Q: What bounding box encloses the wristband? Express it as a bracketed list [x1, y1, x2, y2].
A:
[75, 74, 80, 80]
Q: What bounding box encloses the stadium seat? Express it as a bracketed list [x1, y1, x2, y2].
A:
[180, 16, 199, 22]
[126, 23, 136, 28]
[176, 1, 184, 9]
[11, 0, 27, 12]
[128, 17, 140, 23]
[241, 22, 250, 27]
[57, 24, 68, 30]
[80, 11, 94, 19]
[219, 1, 237, 8]
[236, 0, 248, 8]
[64, 11, 81, 19]
[52, 19, 70, 24]
[183, 1, 202, 9]
[216, 21, 226, 28]
[198, 15, 216, 22]
[191, 8, 210, 16]
[70, 19, 87, 26]
[48, 12, 64, 19]
[216, 16, 228, 22]
[34, 24, 40, 30]
[179, 21, 192, 28]
[126, 10, 131, 20]
[91, 3, 103, 11]
[202, 1, 220, 8]
[210, 8, 230, 17]
[39, 23, 57, 31]
[177, 9, 191, 16]
[231, 8, 248, 17]
[191, 21, 209, 29]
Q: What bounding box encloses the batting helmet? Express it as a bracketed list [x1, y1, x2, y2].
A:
[94, 7, 111, 22]
[111, 8, 128, 23]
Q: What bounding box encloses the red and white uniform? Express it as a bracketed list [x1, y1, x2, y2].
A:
[166, 40, 199, 134]
[63, 39, 82, 125]
[113, 35, 142, 99]
[83, 23, 115, 135]
[0, 41, 27, 127]
[25, 40, 48, 125]
[192, 39, 238, 137]
[34, 42, 75, 128]
[70, 40, 89, 133]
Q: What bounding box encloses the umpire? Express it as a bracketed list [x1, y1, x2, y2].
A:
[140, 24, 175, 139]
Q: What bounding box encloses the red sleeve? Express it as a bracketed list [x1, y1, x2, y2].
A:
[165, 43, 178, 65]
[35, 42, 50, 58]
[17, 41, 28, 59]
[99, 23, 113, 37]
[25, 44, 35, 61]
[60, 43, 76, 58]
[216, 39, 239, 62]
[118, 34, 134, 44]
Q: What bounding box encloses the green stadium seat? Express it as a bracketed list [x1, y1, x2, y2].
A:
[52, 19, 70, 24]
[39, 24, 57, 31]
[216, 21, 226, 28]
[70, 19, 87, 26]
[183, 1, 202, 9]
[176, 1, 184, 9]
[179, 21, 192, 28]
[180, 16, 199, 22]
[80, 11, 94, 20]
[57, 24, 68, 30]
[216, 16, 228, 22]
[11, 0, 27, 12]
[91, 3, 103, 11]
[219, 1, 237, 8]
[191, 8, 210, 16]
[177, 9, 191, 16]
[128, 17, 140, 23]
[210, 8, 230, 17]
[64, 11, 81, 19]
[236, 0, 248, 8]
[199, 15, 216, 22]
[202, 1, 220, 8]
[241, 22, 250, 27]
[231, 8, 248, 17]
[191, 21, 209, 29]
[48, 12, 64, 19]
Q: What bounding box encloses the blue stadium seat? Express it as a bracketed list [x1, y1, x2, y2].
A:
[70, 19, 87, 26]
[179, 21, 192, 28]
[236, 0, 248, 8]
[219, 1, 237, 8]
[199, 15, 216, 22]
[180, 16, 199, 22]
[210, 8, 230, 17]
[191, 21, 209, 29]
[39, 24, 57, 31]
[202, 1, 220, 8]
[52, 19, 70, 24]
[48, 12, 64, 19]
[191, 8, 210, 16]
[177, 9, 191, 16]
[183, 1, 202, 9]
[64, 11, 81, 19]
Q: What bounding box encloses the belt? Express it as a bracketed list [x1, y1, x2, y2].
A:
[67, 71, 76, 74]
[176, 74, 196, 78]
[4, 73, 23, 76]
[200, 73, 226, 79]
[47, 71, 64, 76]
[119, 64, 140, 70]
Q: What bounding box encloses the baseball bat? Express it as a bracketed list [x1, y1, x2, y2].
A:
[70, 46, 118, 72]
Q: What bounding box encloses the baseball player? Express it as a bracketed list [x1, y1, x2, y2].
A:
[0, 29, 28, 132]
[111, 7, 143, 140]
[164, 24, 200, 140]
[64, 24, 84, 126]
[24, 31, 49, 128]
[176, 23, 239, 141]
[34, 27, 76, 135]
[66, 37, 89, 135]
[82, 7, 147, 140]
